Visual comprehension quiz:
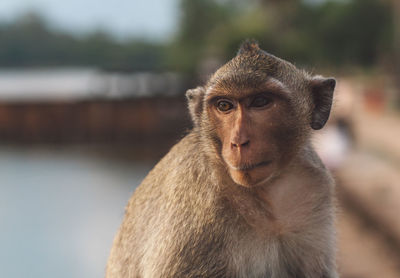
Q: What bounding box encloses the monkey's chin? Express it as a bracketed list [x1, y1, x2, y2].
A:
[228, 164, 273, 188]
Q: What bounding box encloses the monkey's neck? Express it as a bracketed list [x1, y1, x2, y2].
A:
[215, 145, 325, 237]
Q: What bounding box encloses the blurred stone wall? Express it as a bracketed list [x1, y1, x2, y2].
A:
[0, 97, 191, 145]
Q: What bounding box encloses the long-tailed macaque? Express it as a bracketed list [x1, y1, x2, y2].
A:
[106, 41, 338, 278]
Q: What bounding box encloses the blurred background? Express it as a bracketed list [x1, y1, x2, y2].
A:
[0, 0, 399, 277]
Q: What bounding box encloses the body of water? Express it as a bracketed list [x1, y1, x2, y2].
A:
[0, 145, 153, 278]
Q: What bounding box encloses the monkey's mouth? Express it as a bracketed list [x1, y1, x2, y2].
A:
[229, 160, 271, 171]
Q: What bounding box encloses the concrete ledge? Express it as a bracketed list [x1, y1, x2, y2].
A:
[336, 151, 400, 247]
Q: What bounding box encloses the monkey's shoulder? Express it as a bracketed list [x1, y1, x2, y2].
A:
[128, 132, 213, 208]
[144, 132, 206, 180]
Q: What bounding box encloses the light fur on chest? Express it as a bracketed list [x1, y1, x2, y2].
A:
[225, 174, 333, 278]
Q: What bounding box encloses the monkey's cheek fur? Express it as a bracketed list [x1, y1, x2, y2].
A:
[228, 165, 273, 188]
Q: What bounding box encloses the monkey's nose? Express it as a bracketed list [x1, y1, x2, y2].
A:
[231, 140, 250, 149]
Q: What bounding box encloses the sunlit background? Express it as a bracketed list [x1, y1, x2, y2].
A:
[0, 0, 399, 277]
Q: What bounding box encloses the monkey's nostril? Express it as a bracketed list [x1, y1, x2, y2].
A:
[241, 140, 250, 147]
[231, 140, 250, 148]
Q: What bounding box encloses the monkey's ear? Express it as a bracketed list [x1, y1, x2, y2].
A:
[310, 77, 336, 130]
[186, 86, 205, 128]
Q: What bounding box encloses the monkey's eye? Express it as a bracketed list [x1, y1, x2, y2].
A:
[250, 96, 272, 108]
[216, 100, 234, 112]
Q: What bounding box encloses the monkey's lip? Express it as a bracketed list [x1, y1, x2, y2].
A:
[229, 160, 271, 171]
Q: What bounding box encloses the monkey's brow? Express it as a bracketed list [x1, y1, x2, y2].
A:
[206, 78, 291, 101]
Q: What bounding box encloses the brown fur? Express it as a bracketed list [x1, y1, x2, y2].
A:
[106, 41, 338, 278]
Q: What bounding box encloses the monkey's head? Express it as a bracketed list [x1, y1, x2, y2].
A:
[186, 41, 335, 188]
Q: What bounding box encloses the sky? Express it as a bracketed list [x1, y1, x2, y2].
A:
[0, 0, 179, 41]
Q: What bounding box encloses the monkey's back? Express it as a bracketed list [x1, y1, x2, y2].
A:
[106, 133, 231, 277]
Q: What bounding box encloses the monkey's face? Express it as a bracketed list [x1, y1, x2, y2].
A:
[187, 42, 335, 187]
[206, 78, 301, 188]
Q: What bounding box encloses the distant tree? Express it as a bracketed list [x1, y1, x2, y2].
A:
[302, 0, 392, 67]
[0, 1, 394, 75]
[0, 11, 166, 71]
[166, 0, 237, 73]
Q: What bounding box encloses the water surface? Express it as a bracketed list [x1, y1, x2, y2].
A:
[0, 145, 153, 278]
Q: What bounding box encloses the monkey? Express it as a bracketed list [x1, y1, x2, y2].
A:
[106, 40, 338, 278]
